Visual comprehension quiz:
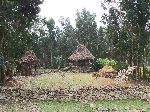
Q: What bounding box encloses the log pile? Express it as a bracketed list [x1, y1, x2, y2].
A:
[93, 66, 117, 78]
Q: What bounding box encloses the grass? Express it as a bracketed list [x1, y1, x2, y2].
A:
[36, 99, 150, 112]
[37, 100, 91, 112]
[21, 72, 138, 89]
[0, 102, 29, 112]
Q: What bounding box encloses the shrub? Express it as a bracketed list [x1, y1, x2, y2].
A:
[95, 58, 129, 71]
[96, 58, 118, 70]
[92, 59, 103, 71]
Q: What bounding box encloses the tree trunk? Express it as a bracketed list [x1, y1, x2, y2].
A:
[0, 69, 5, 84]
[50, 46, 53, 68]
[142, 48, 146, 80]
[0, 32, 5, 84]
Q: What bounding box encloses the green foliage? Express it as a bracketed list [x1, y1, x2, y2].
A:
[0, 0, 43, 83]
[95, 58, 129, 70]
[54, 55, 64, 69]
[96, 58, 118, 69]
[117, 61, 129, 70]
[0, 0, 43, 60]
[75, 8, 99, 56]
[76, 8, 98, 44]
[56, 17, 77, 67]
[101, 0, 150, 67]
[92, 59, 103, 71]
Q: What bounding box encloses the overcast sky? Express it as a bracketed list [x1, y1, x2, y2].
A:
[39, 0, 117, 27]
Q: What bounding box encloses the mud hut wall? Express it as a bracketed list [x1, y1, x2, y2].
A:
[71, 60, 90, 66]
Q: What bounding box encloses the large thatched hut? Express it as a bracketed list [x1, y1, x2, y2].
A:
[68, 44, 95, 72]
[15, 50, 40, 76]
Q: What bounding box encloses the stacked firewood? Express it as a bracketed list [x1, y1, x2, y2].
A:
[92, 66, 117, 78]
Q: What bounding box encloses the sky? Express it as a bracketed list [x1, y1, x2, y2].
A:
[39, 0, 113, 27]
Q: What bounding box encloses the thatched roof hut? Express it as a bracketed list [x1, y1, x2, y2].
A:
[68, 44, 95, 72]
[16, 50, 40, 76]
[18, 50, 40, 65]
[68, 44, 95, 61]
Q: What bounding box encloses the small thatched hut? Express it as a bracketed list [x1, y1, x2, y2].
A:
[68, 44, 95, 72]
[16, 50, 40, 76]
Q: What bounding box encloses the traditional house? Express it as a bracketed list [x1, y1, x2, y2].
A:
[16, 50, 41, 76]
[68, 44, 95, 72]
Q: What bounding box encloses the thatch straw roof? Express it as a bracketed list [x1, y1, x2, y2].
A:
[68, 44, 95, 61]
[18, 50, 40, 65]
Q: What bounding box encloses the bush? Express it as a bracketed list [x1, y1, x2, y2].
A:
[92, 60, 103, 71]
[95, 58, 129, 71]
[96, 58, 118, 70]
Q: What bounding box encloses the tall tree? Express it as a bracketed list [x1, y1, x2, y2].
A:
[0, 0, 43, 59]
[75, 8, 98, 57]
[47, 18, 56, 67]
[121, 0, 149, 66]
[38, 18, 56, 68]
[30, 17, 48, 63]
[0, 0, 43, 83]
[56, 17, 76, 67]
[102, 0, 149, 79]
[96, 27, 108, 58]
[106, 7, 130, 61]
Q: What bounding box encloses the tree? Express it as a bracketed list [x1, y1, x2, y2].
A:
[0, 0, 43, 83]
[102, 0, 149, 80]
[30, 17, 48, 66]
[121, 0, 149, 79]
[0, 0, 43, 59]
[121, 0, 149, 66]
[96, 27, 108, 58]
[46, 18, 56, 67]
[37, 18, 56, 68]
[56, 17, 76, 67]
[75, 8, 98, 57]
[106, 7, 130, 61]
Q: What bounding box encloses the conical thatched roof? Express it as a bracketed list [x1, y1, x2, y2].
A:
[16, 50, 41, 76]
[68, 44, 95, 61]
[18, 50, 40, 65]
